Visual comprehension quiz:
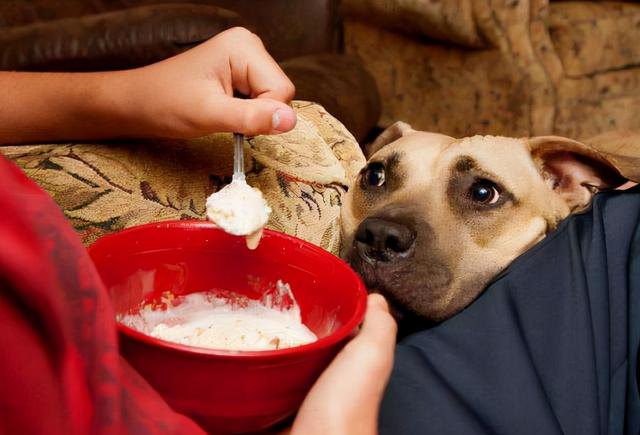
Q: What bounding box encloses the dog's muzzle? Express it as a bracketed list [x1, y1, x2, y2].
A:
[354, 217, 416, 263]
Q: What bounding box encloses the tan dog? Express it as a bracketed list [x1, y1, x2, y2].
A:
[340, 123, 640, 323]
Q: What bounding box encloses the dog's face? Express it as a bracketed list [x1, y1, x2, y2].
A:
[341, 123, 633, 322]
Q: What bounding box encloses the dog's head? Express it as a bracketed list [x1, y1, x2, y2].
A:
[341, 123, 639, 323]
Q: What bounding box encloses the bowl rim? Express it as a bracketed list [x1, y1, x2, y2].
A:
[88, 220, 368, 360]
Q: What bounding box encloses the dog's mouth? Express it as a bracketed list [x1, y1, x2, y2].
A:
[350, 256, 437, 335]
[347, 251, 395, 294]
[347, 252, 417, 319]
[345, 240, 452, 333]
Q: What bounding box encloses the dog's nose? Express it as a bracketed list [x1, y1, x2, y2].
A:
[355, 217, 415, 261]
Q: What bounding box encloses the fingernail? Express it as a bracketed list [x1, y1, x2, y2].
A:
[368, 293, 389, 311]
[272, 110, 281, 130]
[272, 108, 296, 132]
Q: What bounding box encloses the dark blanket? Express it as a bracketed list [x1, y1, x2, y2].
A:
[380, 187, 640, 435]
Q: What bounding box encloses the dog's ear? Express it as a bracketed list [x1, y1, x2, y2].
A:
[365, 121, 415, 158]
[528, 133, 639, 213]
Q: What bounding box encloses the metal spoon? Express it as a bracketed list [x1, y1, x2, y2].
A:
[233, 133, 245, 182]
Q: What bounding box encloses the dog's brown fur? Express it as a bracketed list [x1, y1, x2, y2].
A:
[341, 123, 640, 322]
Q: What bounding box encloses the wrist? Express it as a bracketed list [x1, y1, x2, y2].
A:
[85, 68, 157, 139]
[95, 63, 200, 139]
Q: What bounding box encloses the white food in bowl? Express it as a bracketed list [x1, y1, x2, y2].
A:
[118, 281, 317, 351]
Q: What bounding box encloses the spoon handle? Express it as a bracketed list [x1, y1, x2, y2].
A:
[232, 133, 245, 182]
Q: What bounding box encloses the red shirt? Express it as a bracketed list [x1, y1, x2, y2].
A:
[0, 156, 205, 434]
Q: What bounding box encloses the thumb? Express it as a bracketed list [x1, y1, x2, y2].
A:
[207, 96, 297, 136]
[289, 294, 397, 435]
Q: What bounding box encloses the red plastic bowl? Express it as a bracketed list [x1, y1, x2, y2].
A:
[88, 220, 367, 434]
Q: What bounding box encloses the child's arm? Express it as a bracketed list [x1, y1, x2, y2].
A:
[0, 27, 296, 145]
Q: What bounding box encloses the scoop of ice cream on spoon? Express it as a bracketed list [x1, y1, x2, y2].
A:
[205, 133, 271, 249]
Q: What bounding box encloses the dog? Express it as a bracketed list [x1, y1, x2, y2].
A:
[340, 122, 639, 327]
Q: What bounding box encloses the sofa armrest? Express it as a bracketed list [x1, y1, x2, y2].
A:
[0, 4, 243, 71]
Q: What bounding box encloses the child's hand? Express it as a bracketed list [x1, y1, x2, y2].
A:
[286, 294, 398, 435]
[127, 27, 297, 138]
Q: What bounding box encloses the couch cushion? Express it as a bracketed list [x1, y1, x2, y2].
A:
[549, 2, 640, 77]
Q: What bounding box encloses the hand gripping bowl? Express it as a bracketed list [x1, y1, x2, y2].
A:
[87, 220, 367, 434]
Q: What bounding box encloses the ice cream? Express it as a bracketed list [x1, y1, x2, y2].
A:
[205, 179, 271, 249]
[118, 281, 317, 351]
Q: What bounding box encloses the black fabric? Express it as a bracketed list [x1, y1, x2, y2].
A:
[379, 187, 640, 435]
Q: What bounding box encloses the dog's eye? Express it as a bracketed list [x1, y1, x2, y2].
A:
[469, 180, 500, 204]
[362, 162, 386, 188]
